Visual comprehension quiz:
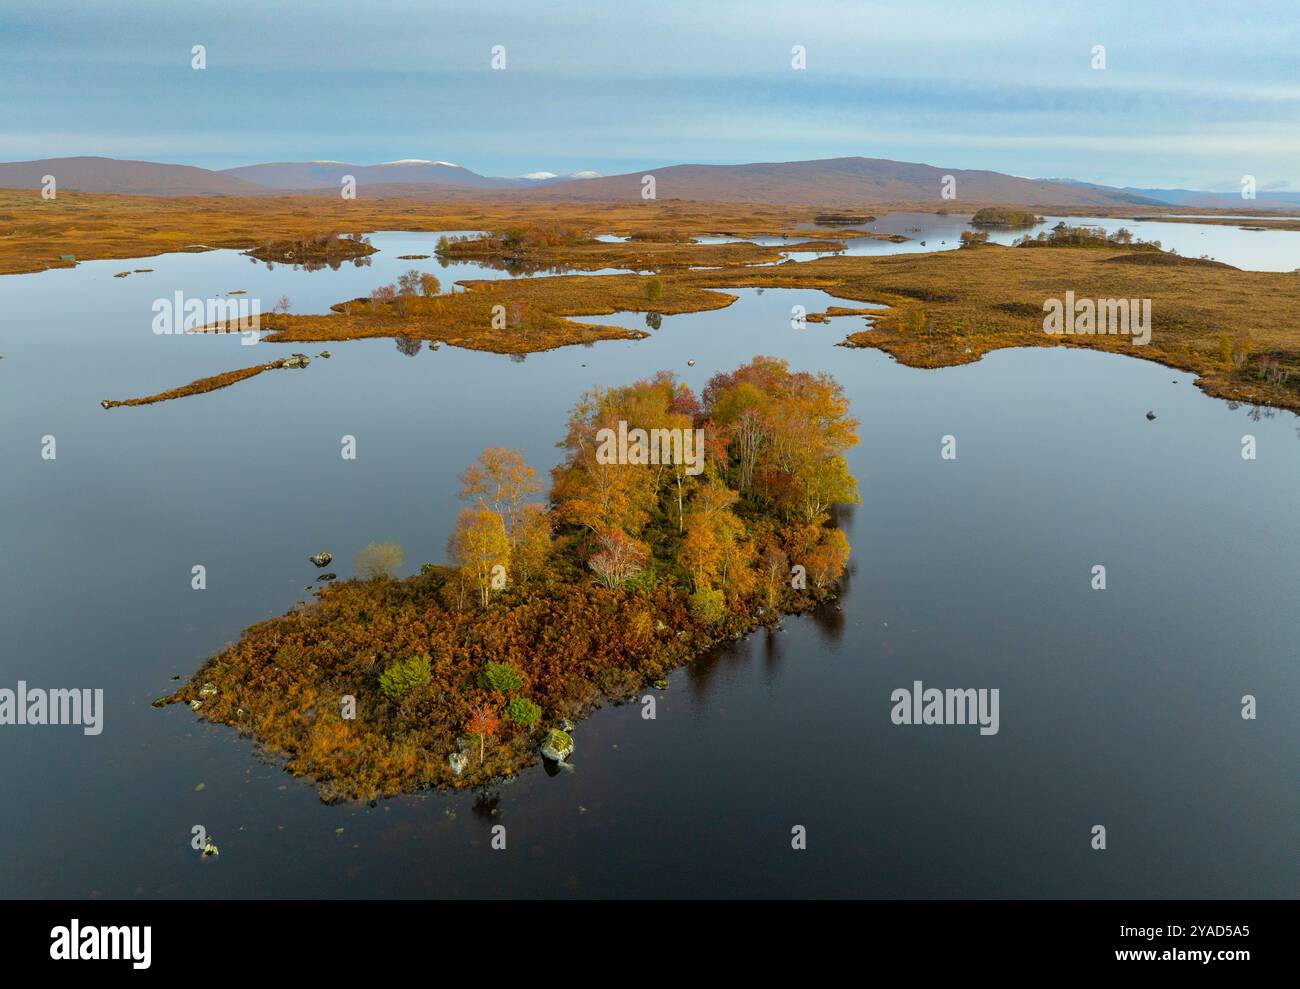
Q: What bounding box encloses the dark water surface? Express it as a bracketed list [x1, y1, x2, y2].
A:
[2, 228, 1296, 898]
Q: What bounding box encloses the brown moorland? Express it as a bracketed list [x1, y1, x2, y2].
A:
[5, 190, 1298, 412]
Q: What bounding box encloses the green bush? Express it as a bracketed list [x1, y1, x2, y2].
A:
[478, 661, 524, 695]
[506, 696, 542, 726]
[688, 588, 726, 624]
[378, 655, 432, 700]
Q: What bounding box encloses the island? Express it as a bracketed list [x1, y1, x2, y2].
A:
[167, 357, 860, 801]
[969, 207, 1044, 227]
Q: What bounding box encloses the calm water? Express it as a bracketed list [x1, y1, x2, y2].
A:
[788, 211, 1300, 270]
[2, 225, 1297, 898]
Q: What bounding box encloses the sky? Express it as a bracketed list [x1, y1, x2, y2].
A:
[2, 0, 1298, 190]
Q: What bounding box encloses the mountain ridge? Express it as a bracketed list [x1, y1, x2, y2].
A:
[5, 154, 1295, 210]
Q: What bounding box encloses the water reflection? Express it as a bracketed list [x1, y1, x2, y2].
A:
[2, 230, 1297, 899]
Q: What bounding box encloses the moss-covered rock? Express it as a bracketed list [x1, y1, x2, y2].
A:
[540, 728, 574, 763]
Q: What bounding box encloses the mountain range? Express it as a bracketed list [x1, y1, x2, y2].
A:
[3, 155, 1296, 210]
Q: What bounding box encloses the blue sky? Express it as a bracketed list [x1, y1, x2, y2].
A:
[2, 0, 1298, 189]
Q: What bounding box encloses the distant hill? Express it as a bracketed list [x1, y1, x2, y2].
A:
[220, 159, 527, 190]
[1042, 177, 1300, 212]
[0, 156, 263, 195]
[0, 154, 1210, 208]
[1122, 187, 1300, 210]
[508, 157, 1166, 208]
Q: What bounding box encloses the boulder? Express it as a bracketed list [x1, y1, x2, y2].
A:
[1146, 410, 1157, 421]
[448, 752, 469, 776]
[199, 682, 218, 699]
[540, 728, 575, 763]
[281, 353, 311, 369]
[310, 552, 333, 568]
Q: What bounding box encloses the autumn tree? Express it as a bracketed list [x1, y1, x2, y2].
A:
[448, 508, 509, 607]
[510, 503, 554, 583]
[459, 447, 544, 543]
[466, 703, 500, 764]
[761, 543, 790, 607]
[551, 393, 657, 537]
[354, 541, 404, 579]
[806, 528, 851, 588]
[588, 528, 649, 588]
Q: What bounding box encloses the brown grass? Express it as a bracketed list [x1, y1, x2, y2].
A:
[7, 189, 1299, 413]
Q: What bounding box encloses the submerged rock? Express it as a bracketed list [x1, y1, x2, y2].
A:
[319, 350, 331, 359]
[310, 552, 333, 568]
[316, 572, 337, 582]
[448, 752, 469, 776]
[540, 728, 575, 763]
